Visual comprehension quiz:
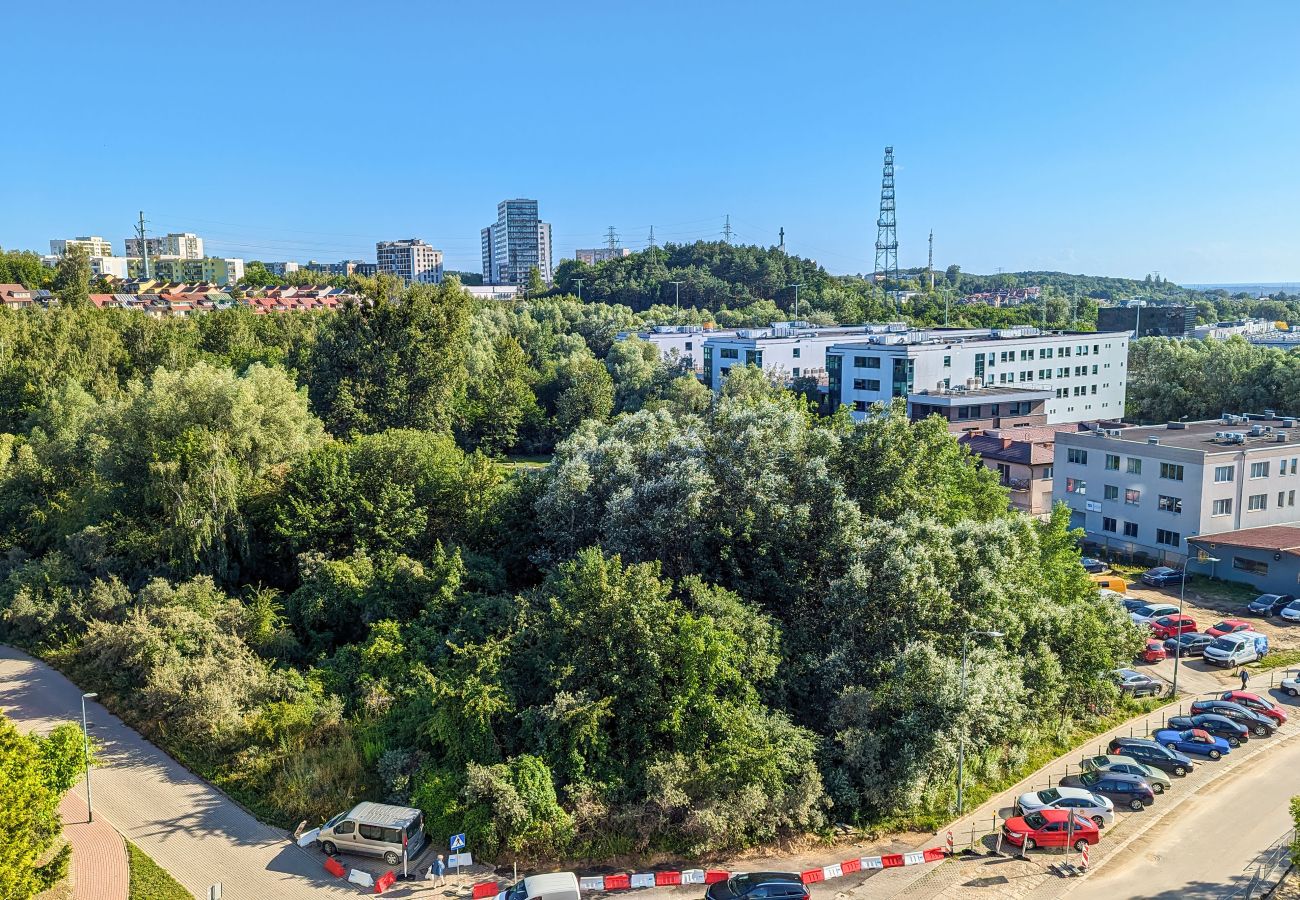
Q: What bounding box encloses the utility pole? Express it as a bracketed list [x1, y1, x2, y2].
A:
[722, 215, 733, 244]
[605, 226, 618, 252]
[669, 280, 684, 314]
[788, 283, 803, 322]
[928, 230, 935, 292]
[136, 211, 151, 280]
[873, 146, 899, 310]
[81, 692, 97, 822]
[573, 278, 583, 301]
[647, 225, 656, 250]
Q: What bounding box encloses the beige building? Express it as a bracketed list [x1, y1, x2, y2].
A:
[958, 425, 1072, 517]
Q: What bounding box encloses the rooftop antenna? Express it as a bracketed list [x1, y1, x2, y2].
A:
[606, 225, 619, 252]
[722, 215, 733, 244]
[136, 211, 151, 280]
[873, 146, 899, 311]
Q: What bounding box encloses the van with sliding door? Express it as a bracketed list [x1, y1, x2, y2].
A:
[303, 802, 426, 866]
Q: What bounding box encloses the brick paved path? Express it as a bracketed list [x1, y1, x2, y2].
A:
[59, 791, 129, 900]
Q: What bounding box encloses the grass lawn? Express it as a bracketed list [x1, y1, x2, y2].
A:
[501, 454, 552, 470]
[126, 840, 190, 900]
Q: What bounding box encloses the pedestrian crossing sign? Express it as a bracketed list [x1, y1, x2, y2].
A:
[451, 832, 467, 851]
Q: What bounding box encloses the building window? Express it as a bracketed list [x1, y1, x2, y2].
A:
[1156, 529, 1181, 547]
[943, 355, 951, 367]
[865, 357, 881, 368]
[853, 379, 867, 391]
[1251, 461, 1270, 479]
[1042, 465, 1054, 479]
[853, 400, 868, 412]
[1291, 490, 1296, 507]
[1066, 478, 1086, 495]
[1105, 454, 1120, 470]
[1102, 516, 1117, 532]
[1067, 448, 1088, 465]
[1212, 498, 1233, 516]
[1104, 484, 1119, 500]
[866, 379, 880, 391]
[1248, 493, 1267, 511]
[1127, 458, 1142, 474]
[1160, 462, 1185, 481]
[720, 348, 739, 359]
[1123, 522, 1139, 538]
[792, 347, 801, 358]
[1125, 488, 1141, 505]
[1158, 495, 1183, 513]
[1233, 557, 1270, 576]
[1214, 465, 1234, 483]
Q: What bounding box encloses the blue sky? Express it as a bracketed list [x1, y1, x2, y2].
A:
[3, 1, 1299, 283]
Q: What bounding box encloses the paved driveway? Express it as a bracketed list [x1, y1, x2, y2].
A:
[0, 645, 368, 899]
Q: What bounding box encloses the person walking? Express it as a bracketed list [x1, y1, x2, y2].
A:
[1240, 668, 1250, 691]
[425, 854, 447, 888]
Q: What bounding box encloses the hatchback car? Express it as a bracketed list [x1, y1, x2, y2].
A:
[1280, 671, 1300, 698]
[1060, 770, 1155, 811]
[1152, 727, 1231, 759]
[1167, 713, 1249, 747]
[1002, 809, 1101, 852]
[1206, 619, 1253, 638]
[1141, 566, 1185, 587]
[1015, 786, 1114, 827]
[1140, 639, 1167, 663]
[1150, 614, 1197, 639]
[1220, 691, 1288, 725]
[1113, 669, 1164, 697]
[1130, 603, 1180, 626]
[706, 874, 809, 900]
[1108, 737, 1194, 776]
[1081, 557, 1108, 574]
[1163, 632, 1214, 658]
[1246, 593, 1296, 616]
[1080, 754, 1171, 794]
[1189, 699, 1277, 737]
[1281, 600, 1300, 623]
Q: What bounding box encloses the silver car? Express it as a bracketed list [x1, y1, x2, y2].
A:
[1016, 786, 1115, 827]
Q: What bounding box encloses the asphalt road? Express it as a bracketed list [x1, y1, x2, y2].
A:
[0, 645, 367, 899]
[1069, 718, 1300, 900]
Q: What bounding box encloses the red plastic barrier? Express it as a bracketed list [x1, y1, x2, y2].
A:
[374, 871, 397, 894]
[655, 872, 682, 886]
[472, 882, 501, 899]
[323, 856, 346, 878]
[800, 869, 824, 885]
[704, 872, 729, 885]
[604, 874, 631, 891]
[922, 848, 946, 863]
[840, 858, 861, 874]
[880, 854, 904, 869]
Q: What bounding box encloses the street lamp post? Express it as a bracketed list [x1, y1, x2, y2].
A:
[573, 278, 583, 301]
[669, 280, 684, 315]
[957, 629, 1005, 816]
[788, 282, 803, 322]
[80, 692, 97, 822]
[1172, 551, 1219, 697]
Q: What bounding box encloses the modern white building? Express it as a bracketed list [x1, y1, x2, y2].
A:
[482, 199, 552, 285]
[124, 232, 205, 260]
[824, 327, 1131, 425]
[376, 239, 444, 285]
[617, 325, 742, 373]
[1191, 319, 1276, 341]
[462, 284, 522, 301]
[702, 322, 914, 390]
[262, 261, 301, 276]
[46, 237, 130, 280]
[575, 248, 631, 265]
[50, 236, 115, 258]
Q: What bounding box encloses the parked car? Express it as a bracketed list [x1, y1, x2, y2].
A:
[1108, 737, 1195, 776]
[1203, 632, 1270, 667]
[1015, 786, 1114, 827]
[1113, 668, 1164, 697]
[307, 802, 426, 865]
[1280, 600, 1300, 623]
[1140, 639, 1167, 663]
[1163, 632, 1214, 658]
[1150, 614, 1198, 639]
[1189, 699, 1277, 737]
[501, 874, 583, 900]
[1280, 671, 1300, 698]
[706, 874, 808, 900]
[1151, 727, 1231, 759]
[1219, 691, 1288, 725]
[1206, 619, 1253, 638]
[1059, 770, 1155, 811]
[1131, 603, 1180, 626]
[1167, 713, 1249, 747]
[1081, 557, 1108, 574]
[1002, 809, 1100, 852]
[1080, 754, 1172, 794]
[1120, 596, 1150, 613]
[1141, 566, 1185, 587]
[1246, 593, 1296, 616]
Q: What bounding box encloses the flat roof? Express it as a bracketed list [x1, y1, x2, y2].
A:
[1188, 527, 1300, 557]
[1069, 416, 1300, 452]
[908, 387, 1054, 404]
[829, 329, 1130, 352]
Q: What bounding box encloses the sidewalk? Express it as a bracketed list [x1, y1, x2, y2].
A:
[59, 791, 129, 900]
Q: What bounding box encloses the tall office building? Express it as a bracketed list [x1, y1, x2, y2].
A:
[124, 232, 205, 259]
[376, 239, 444, 284]
[481, 199, 552, 285]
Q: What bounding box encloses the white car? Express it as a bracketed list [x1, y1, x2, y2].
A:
[1280, 600, 1300, 622]
[1015, 786, 1115, 827]
[1130, 603, 1180, 626]
[1281, 671, 1300, 697]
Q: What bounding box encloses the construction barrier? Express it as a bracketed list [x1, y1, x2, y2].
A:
[348, 869, 375, 888]
[472, 882, 501, 899]
[1081, 842, 1089, 870]
[654, 872, 682, 886]
[704, 871, 728, 884]
[799, 869, 824, 885]
[374, 871, 397, 894]
[323, 856, 346, 878]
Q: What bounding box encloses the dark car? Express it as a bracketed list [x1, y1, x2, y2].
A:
[1246, 593, 1296, 616]
[1108, 737, 1194, 776]
[1163, 632, 1214, 658]
[1167, 713, 1249, 747]
[1113, 668, 1164, 698]
[1081, 557, 1108, 574]
[706, 874, 809, 900]
[1060, 770, 1155, 811]
[1141, 566, 1185, 587]
[1189, 699, 1277, 737]
[1121, 596, 1149, 613]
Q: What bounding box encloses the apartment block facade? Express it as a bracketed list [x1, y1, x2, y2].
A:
[126, 256, 245, 285]
[124, 232, 205, 260]
[481, 199, 552, 285]
[825, 327, 1130, 425]
[375, 239, 443, 285]
[1055, 415, 1300, 563]
[50, 236, 115, 258]
[575, 247, 631, 265]
[701, 323, 909, 391]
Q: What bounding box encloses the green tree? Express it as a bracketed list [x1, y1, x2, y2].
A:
[52, 245, 91, 308]
[526, 266, 546, 297]
[0, 712, 83, 898]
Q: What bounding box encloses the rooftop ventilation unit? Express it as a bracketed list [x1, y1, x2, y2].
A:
[1147, 436, 1160, 445]
[1106, 429, 1123, 437]
[1279, 432, 1290, 443]
[1167, 421, 1188, 429]
[1285, 419, 1297, 428]
[1265, 409, 1277, 418]
[1251, 424, 1265, 436]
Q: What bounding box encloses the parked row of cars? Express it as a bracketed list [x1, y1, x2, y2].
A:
[1002, 690, 1288, 853]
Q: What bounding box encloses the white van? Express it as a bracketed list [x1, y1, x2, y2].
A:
[1203, 632, 1270, 668]
[498, 873, 581, 900]
[302, 802, 427, 866]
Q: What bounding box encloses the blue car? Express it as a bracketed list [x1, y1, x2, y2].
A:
[1141, 566, 1185, 587]
[1152, 727, 1231, 759]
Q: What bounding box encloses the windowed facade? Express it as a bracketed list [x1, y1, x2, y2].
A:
[1127, 458, 1142, 475]
[1214, 465, 1234, 483]
[1102, 516, 1117, 532]
[1212, 498, 1233, 516]
[1104, 485, 1119, 500]
[1068, 448, 1088, 465]
[1158, 495, 1182, 514]
[1105, 454, 1120, 470]
[1249, 493, 1268, 511]
[1125, 488, 1141, 505]
[1066, 478, 1086, 495]
[1123, 522, 1139, 538]
[1160, 462, 1185, 481]
[1251, 461, 1271, 479]
[1156, 529, 1181, 547]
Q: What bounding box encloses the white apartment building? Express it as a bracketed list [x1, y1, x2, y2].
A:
[124, 232, 205, 259]
[376, 239, 444, 285]
[576, 248, 631, 265]
[50, 236, 115, 258]
[618, 325, 741, 373]
[703, 322, 912, 390]
[1055, 414, 1300, 563]
[825, 327, 1130, 425]
[46, 237, 129, 280]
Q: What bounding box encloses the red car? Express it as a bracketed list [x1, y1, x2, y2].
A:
[1221, 691, 1288, 725]
[1002, 809, 1099, 852]
[1207, 619, 1253, 638]
[1141, 639, 1167, 663]
[1150, 614, 1198, 640]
